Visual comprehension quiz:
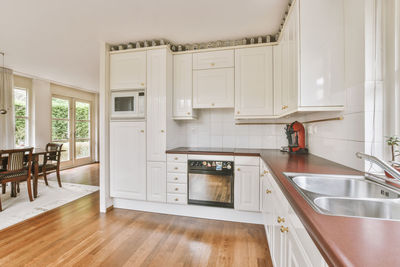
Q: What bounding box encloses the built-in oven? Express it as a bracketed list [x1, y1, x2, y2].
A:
[111, 90, 145, 119]
[188, 159, 234, 208]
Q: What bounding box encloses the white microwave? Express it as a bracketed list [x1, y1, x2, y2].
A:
[111, 90, 145, 119]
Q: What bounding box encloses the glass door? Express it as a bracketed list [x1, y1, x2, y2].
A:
[74, 100, 92, 165]
[51, 96, 93, 168]
[51, 97, 72, 165]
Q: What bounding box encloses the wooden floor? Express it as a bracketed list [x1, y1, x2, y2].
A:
[0, 163, 272, 266]
[47, 163, 100, 186]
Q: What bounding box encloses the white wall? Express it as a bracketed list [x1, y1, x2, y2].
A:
[179, 109, 285, 149]
[32, 79, 52, 150]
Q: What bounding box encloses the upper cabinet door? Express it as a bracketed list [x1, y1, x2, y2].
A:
[299, 0, 345, 107]
[110, 51, 146, 90]
[147, 49, 167, 162]
[273, 44, 284, 116]
[173, 54, 196, 119]
[235, 46, 273, 118]
[110, 121, 146, 200]
[193, 68, 234, 108]
[193, 50, 234, 70]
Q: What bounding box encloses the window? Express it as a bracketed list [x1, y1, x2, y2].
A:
[75, 101, 91, 159]
[14, 88, 29, 147]
[51, 97, 70, 161]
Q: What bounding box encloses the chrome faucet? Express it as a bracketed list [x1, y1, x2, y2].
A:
[356, 152, 400, 181]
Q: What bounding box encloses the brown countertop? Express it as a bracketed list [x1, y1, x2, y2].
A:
[166, 147, 400, 267]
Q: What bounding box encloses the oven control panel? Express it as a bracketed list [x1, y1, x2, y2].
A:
[188, 160, 233, 173]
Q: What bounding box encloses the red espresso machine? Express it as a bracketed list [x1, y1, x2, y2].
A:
[281, 121, 308, 153]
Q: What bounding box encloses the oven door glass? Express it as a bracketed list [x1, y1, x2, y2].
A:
[188, 173, 233, 208]
[114, 96, 135, 112]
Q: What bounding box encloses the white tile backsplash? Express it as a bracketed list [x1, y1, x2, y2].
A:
[180, 109, 282, 149]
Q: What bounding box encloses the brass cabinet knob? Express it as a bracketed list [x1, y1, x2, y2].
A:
[264, 170, 269, 174]
[277, 216, 285, 223]
[280, 225, 289, 233]
[140, 130, 144, 133]
[211, 62, 215, 66]
[175, 198, 179, 201]
[174, 177, 178, 180]
[187, 112, 191, 115]
[174, 167, 178, 170]
[174, 157, 178, 160]
[237, 168, 241, 171]
[282, 105, 288, 110]
[237, 111, 240, 114]
[211, 103, 215, 106]
[266, 189, 272, 194]
[161, 130, 165, 133]
[175, 188, 179, 191]
[141, 82, 145, 86]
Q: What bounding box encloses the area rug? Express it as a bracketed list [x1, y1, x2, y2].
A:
[0, 181, 99, 230]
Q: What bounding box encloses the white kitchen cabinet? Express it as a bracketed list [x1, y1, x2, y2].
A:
[261, 159, 328, 267]
[110, 51, 146, 90]
[110, 121, 146, 200]
[235, 46, 273, 118]
[299, 0, 344, 107]
[173, 54, 197, 119]
[193, 50, 234, 70]
[193, 68, 234, 108]
[147, 161, 167, 202]
[146, 49, 167, 162]
[234, 164, 260, 212]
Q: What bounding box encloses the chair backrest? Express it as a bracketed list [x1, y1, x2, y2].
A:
[0, 148, 33, 173]
[45, 143, 63, 164]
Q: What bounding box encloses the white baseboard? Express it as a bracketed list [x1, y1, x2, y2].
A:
[113, 198, 263, 224]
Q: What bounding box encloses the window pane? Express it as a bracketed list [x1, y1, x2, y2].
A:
[76, 140, 90, 159]
[75, 101, 90, 120]
[75, 121, 90, 139]
[14, 88, 27, 117]
[52, 98, 69, 119]
[52, 120, 69, 140]
[15, 118, 26, 147]
[60, 142, 70, 162]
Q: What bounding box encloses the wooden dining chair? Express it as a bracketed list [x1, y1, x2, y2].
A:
[40, 143, 63, 187]
[0, 148, 34, 211]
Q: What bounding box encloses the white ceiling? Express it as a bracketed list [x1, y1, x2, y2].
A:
[0, 0, 289, 92]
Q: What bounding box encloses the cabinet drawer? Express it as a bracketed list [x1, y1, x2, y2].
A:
[167, 162, 187, 173]
[167, 173, 187, 184]
[167, 193, 187, 205]
[167, 154, 188, 163]
[167, 183, 187, 194]
[193, 50, 234, 70]
[234, 156, 260, 166]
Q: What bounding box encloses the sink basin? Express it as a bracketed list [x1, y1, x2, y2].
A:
[314, 197, 400, 220]
[292, 175, 400, 199]
[283, 173, 400, 220]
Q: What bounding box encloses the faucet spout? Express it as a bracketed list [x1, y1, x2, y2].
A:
[356, 152, 400, 181]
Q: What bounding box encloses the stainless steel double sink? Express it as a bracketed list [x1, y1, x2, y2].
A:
[283, 173, 400, 220]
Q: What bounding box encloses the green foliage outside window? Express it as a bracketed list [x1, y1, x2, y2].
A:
[14, 102, 26, 146]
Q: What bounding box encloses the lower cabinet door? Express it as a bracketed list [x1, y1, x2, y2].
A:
[110, 121, 146, 200]
[286, 228, 312, 267]
[147, 161, 167, 202]
[235, 165, 260, 211]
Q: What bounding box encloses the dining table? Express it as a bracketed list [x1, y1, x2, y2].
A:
[0, 148, 64, 199]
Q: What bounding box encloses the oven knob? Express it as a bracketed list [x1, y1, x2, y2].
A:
[227, 163, 232, 170]
[202, 161, 207, 166]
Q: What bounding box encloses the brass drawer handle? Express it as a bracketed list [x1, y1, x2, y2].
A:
[280, 225, 289, 233]
[277, 216, 285, 223]
[266, 189, 272, 194]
